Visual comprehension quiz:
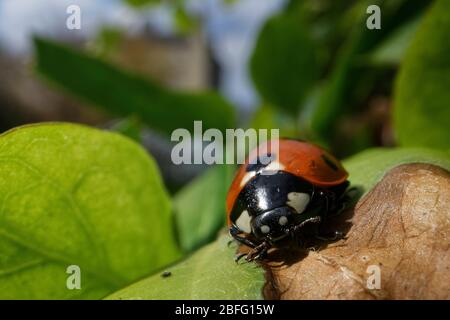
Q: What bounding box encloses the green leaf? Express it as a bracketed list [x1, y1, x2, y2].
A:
[250, 104, 298, 138]
[105, 234, 265, 300]
[34, 37, 235, 136]
[89, 27, 124, 58]
[393, 0, 450, 150]
[109, 117, 142, 143]
[305, 0, 430, 143]
[174, 165, 235, 253]
[174, 6, 198, 35]
[344, 147, 450, 195]
[305, 5, 368, 141]
[368, 17, 421, 66]
[0, 123, 180, 299]
[124, 0, 159, 8]
[250, 12, 318, 114]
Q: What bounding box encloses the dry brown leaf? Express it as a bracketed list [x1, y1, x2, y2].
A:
[260, 163, 450, 299]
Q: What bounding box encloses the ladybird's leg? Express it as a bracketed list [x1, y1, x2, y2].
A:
[290, 216, 322, 248]
[314, 188, 358, 245]
[315, 230, 345, 241]
[292, 216, 322, 233]
[337, 186, 361, 212]
[326, 182, 358, 217]
[328, 192, 349, 216]
[229, 225, 259, 248]
[229, 228, 261, 263]
[234, 252, 248, 263]
[251, 245, 269, 261]
[245, 241, 270, 262]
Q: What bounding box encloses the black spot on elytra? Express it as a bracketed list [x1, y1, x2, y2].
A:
[246, 153, 275, 172]
[321, 154, 339, 171]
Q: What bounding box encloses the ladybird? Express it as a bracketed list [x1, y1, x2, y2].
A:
[226, 139, 351, 261]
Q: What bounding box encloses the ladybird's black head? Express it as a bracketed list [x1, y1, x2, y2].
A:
[230, 171, 316, 242]
[251, 206, 295, 241]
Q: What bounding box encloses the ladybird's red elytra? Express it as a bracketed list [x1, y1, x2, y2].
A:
[226, 139, 351, 262]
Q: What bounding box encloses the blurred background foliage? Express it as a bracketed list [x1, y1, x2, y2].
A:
[0, 0, 449, 254]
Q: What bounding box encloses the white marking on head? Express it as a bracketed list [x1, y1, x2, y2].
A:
[278, 216, 288, 226]
[287, 192, 310, 214]
[236, 210, 252, 233]
[260, 225, 270, 234]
